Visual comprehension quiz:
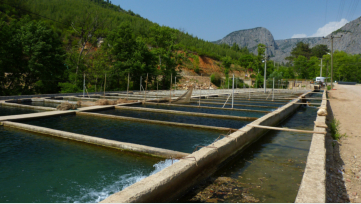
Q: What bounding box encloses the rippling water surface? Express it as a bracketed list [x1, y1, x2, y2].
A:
[0, 126, 173, 203]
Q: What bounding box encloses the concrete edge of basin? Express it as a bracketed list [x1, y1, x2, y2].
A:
[295, 90, 327, 203]
[100, 91, 311, 203]
[1, 101, 56, 111]
[2, 121, 188, 159]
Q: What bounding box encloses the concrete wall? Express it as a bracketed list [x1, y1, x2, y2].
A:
[101, 91, 311, 203]
[295, 90, 327, 203]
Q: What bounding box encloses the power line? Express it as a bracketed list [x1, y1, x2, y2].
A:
[325, 0, 328, 25]
[350, 0, 359, 20]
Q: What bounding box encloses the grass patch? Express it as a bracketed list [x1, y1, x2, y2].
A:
[329, 119, 346, 140]
[327, 85, 331, 90]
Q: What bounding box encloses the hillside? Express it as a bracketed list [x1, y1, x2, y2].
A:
[214, 16, 361, 62]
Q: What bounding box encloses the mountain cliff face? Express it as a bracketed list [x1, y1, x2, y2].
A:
[214, 16, 361, 62]
[214, 27, 276, 57]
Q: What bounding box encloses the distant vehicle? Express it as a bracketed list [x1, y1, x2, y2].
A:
[315, 77, 326, 83]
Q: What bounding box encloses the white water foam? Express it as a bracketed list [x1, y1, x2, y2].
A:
[55, 159, 178, 203]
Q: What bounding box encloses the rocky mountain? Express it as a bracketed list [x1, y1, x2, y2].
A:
[214, 16, 361, 62]
[213, 27, 277, 57]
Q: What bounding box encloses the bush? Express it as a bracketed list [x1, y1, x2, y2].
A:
[250, 74, 256, 79]
[210, 73, 222, 87]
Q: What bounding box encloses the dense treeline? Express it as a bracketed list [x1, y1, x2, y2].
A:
[0, 0, 360, 95]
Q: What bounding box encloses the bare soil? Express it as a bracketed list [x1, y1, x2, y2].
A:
[328, 84, 361, 202]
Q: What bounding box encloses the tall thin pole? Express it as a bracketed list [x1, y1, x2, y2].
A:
[140, 76, 142, 92]
[323, 35, 342, 89]
[264, 46, 267, 93]
[127, 73, 129, 100]
[169, 73, 172, 104]
[199, 85, 201, 106]
[209, 77, 211, 90]
[320, 58, 323, 77]
[272, 78, 274, 101]
[104, 73, 106, 96]
[232, 74, 234, 109]
[144, 73, 148, 102]
[331, 37, 334, 89]
[83, 73, 85, 97]
[175, 76, 176, 92]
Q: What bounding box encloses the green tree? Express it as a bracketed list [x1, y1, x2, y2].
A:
[311, 44, 330, 58]
[0, 19, 66, 95]
[294, 55, 308, 79]
[231, 43, 240, 52]
[286, 42, 312, 62]
[222, 56, 232, 78]
[107, 22, 156, 90]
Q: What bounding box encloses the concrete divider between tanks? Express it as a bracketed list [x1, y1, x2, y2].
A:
[0, 110, 75, 122]
[1, 102, 56, 111]
[145, 103, 271, 113]
[2, 121, 188, 159]
[76, 112, 236, 132]
[116, 105, 258, 121]
[190, 101, 279, 109]
[295, 90, 327, 203]
[100, 90, 311, 203]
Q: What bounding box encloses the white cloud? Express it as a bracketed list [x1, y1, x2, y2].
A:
[291, 18, 349, 38]
[310, 18, 349, 37]
[291, 34, 307, 38]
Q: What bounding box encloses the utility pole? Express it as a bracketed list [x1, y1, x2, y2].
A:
[323, 35, 342, 89]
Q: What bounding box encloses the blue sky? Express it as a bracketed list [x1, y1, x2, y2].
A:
[112, 0, 361, 41]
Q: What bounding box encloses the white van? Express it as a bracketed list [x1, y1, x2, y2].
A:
[315, 77, 326, 83]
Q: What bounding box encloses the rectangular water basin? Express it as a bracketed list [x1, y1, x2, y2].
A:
[131, 103, 267, 118]
[0, 126, 169, 203]
[181, 105, 318, 203]
[0, 105, 43, 116]
[91, 108, 250, 129]
[19, 115, 225, 153]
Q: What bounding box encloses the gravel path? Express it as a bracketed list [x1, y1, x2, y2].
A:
[328, 84, 361, 202]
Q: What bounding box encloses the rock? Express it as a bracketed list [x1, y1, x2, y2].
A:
[317, 108, 328, 116]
